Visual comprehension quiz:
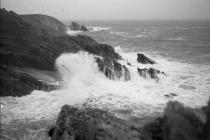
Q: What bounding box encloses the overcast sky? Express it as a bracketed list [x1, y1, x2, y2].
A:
[1, 0, 210, 20]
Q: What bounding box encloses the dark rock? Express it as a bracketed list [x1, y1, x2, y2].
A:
[69, 22, 89, 32]
[0, 66, 59, 97]
[141, 101, 208, 140]
[179, 84, 196, 90]
[137, 53, 156, 64]
[170, 93, 177, 96]
[127, 62, 132, 66]
[203, 101, 210, 140]
[137, 68, 162, 81]
[164, 93, 178, 98]
[69, 21, 81, 31]
[96, 58, 131, 81]
[80, 25, 89, 32]
[51, 105, 141, 140]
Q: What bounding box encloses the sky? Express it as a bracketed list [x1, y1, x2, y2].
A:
[1, 0, 210, 20]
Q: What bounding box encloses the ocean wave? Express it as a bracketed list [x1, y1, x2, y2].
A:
[167, 37, 185, 41]
[134, 34, 147, 38]
[66, 29, 83, 35]
[109, 31, 128, 37]
[88, 26, 111, 32]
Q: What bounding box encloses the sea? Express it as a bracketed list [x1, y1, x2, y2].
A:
[1, 20, 210, 139]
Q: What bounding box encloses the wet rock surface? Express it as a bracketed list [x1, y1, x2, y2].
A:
[0, 65, 60, 97]
[50, 105, 141, 140]
[96, 58, 131, 81]
[137, 53, 156, 64]
[137, 67, 165, 81]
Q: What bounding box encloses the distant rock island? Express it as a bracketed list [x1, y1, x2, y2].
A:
[69, 21, 89, 32]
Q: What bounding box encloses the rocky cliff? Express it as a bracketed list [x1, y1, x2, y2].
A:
[0, 8, 123, 96]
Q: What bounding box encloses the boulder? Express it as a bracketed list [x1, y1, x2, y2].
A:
[137, 53, 156, 64]
[80, 25, 89, 32]
[69, 21, 81, 31]
[164, 93, 178, 98]
[96, 58, 131, 81]
[69, 21, 89, 32]
[141, 101, 209, 140]
[50, 105, 141, 140]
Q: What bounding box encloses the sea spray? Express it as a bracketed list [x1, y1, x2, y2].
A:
[54, 51, 166, 106]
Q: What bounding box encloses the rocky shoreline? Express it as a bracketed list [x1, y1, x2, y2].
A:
[0, 8, 163, 97]
[0, 8, 209, 140]
[0, 9, 122, 96]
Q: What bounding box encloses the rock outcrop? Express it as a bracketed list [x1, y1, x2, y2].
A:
[96, 58, 131, 81]
[0, 66, 61, 97]
[137, 53, 156, 64]
[0, 9, 121, 96]
[137, 68, 164, 81]
[69, 21, 89, 32]
[141, 101, 210, 140]
[50, 101, 210, 140]
[50, 105, 141, 140]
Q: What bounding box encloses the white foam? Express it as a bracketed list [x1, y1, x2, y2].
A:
[88, 26, 111, 32]
[168, 37, 185, 41]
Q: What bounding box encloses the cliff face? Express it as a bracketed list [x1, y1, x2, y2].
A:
[0, 9, 121, 96]
[21, 14, 66, 36]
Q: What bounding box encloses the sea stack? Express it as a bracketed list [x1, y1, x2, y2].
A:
[137, 53, 156, 64]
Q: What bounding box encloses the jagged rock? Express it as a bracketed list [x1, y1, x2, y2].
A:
[96, 58, 131, 81]
[69, 21, 89, 32]
[69, 21, 81, 31]
[127, 62, 132, 66]
[164, 93, 178, 98]
[50, 105, 141, 140]
[137, 53, 156, 64]
[137, 68, 162, 81]
[141, 101, 208, 140]
[80, 25, 89, 32]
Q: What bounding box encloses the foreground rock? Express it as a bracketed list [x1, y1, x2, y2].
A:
[96, 58, 131, 81]
[50, 101, 210, 140]
[50, 105, 141, 140]
[0, 9, 121, 96]
[69, 21, 89, 32]
[137, 53, 156, 64]
[141, 101, 210, 140]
